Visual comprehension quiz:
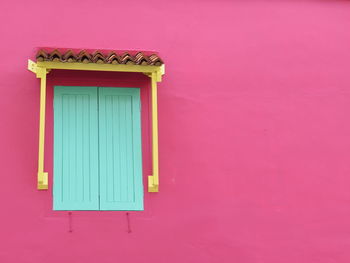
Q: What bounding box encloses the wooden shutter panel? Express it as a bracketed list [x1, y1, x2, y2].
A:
[53, 86, 99, 210]
[98, 87, 144, 210]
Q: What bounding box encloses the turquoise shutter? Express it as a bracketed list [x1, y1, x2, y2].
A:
[53, 86, 99, 210]
[98, 88, 143, 210]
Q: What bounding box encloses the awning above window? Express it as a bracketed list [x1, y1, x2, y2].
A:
[28, 47, 164, 192]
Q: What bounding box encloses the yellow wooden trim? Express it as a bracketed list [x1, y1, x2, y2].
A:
[38, 172, 48, 190]
[37, 61, 162, 74]
[28, 59, 164, 192]
[28, 60, 49, 190]
[38, 72, 48, 189]
[157, 64, 165, 82]
[148, 72, 159, 192]
[28, 59, 37, 74]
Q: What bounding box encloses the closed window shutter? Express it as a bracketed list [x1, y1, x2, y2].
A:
[98, 88, 143, 211]
[53, 86, 100, 210]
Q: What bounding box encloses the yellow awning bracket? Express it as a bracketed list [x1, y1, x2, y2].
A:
[28, 59, 50, 189]
[146, 71, 161, 192]
[27, 58, 164, 192]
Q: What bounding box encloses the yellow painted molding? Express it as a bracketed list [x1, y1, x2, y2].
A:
[28, 59, 37, 74]
[37, 172, 48, 190]
[148, 176, 159, 192]
[28, 59, 50, 190]
[28, 59, 50, 78]
[148, 72, 160, 192]
[37, 61, 163, 75]
[37, 73, 48, 190]
[28, 59, 164, 192]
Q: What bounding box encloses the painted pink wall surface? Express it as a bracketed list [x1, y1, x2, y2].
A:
[1, 0, 350, 262]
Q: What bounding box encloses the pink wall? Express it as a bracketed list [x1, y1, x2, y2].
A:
[1, 0, 350, 262]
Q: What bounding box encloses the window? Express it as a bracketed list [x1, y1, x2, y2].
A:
[53, 86, 143, 211]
